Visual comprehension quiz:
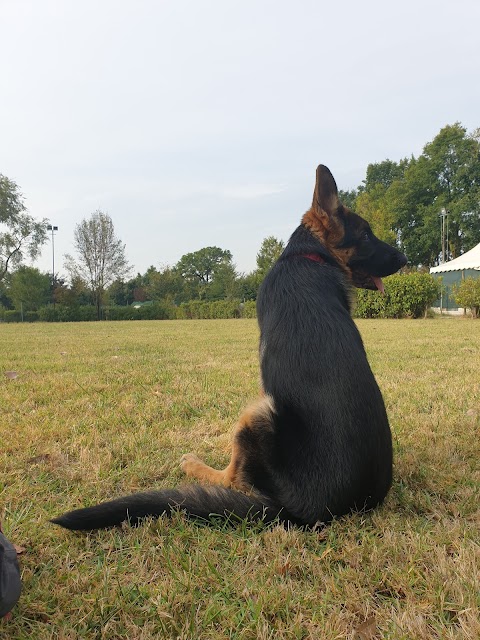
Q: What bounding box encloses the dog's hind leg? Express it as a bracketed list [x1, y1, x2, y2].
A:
[180, 395, 275, 492]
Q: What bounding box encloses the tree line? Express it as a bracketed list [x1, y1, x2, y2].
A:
[340, 122, 480, 266]
[0, 224, 285, 317]
[1, 122, 479, 319]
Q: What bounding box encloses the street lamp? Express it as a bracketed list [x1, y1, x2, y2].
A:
[439, 208, 448, 264]
[46, 224, 58, 306]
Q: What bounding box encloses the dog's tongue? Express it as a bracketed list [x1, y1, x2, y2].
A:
[373, 276, 385, 294]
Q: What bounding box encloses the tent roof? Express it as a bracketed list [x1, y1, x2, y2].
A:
[430, 242, 480, 273]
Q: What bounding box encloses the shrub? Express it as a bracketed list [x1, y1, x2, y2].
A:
[103, 306, 137, 321]
[38, 305, 97, 322]
[0, 309, 38, 323]
[354, 289, 386, 319]
[29, 275, 442, 324]
[3, 310, 23, 323]
[241, 300, 257, 318]
[136, 302, 175, 320]
[38, 306, 61, 322]
[354, 272, 441, 319]
[387, 272, 441, 318]
[179, 299, 244, 319]
[103, 303, 177, 321]
[452, 277, 480, 318]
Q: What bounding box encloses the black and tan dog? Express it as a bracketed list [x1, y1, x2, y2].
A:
[52, 165, 407, 531]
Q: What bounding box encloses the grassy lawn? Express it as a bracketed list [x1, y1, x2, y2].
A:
[1, 318, 479, 639]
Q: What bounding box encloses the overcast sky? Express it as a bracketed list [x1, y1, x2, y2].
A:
[1, 0, 479, 277]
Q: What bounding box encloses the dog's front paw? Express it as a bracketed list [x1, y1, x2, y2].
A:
[180, 453, 202, 475]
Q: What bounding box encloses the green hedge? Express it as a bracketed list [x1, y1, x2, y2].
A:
[2, 310, 23, 323]
[0, 301, 251, 322]
[0, 310, 39, 322]
[105, 303, 174, 321]
[36, 303, 175, 322]
[178, 299, 243, 319]
[241, 300, 257, 318]
[0, 275, 441, 322]
[37, 305, 98, 322]
[354, 272, 441, 319]
[176, 299, 258, 319]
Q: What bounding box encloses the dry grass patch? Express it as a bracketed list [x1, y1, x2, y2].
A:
[1, 318, 479, 639]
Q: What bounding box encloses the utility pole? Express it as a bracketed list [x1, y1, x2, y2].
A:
[47, 224, 58, 306]
[439, 208, 448, 263]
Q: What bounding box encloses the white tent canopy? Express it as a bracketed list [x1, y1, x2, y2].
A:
[430, 242, 480, 273]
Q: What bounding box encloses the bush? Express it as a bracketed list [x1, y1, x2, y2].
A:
[38, 306, 61, 322]
[452, 277, 480, 318]
[14, 274, 443, 323]
[2, 310, 23, 323]
[354, 289, 386, 319]
[240, 300, 257, 318]
[24, 311, 39, 322]
[387, 272, 441, 318]
[103, 306, 136, 321]
[354, 272, 441, 319]
[1, 309, 39, 322]
[36, 303, 176, 322]
[179, 299, 244, 319]
[38, 305, 98, 322]
[135, 302, 175, 320]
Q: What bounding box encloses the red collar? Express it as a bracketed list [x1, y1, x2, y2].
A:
[300, 253, 325, 264]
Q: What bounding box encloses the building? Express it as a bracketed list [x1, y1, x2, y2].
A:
[430, 242, 480, 312]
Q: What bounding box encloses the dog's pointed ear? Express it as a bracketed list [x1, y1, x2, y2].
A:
[312, 165, 339, 217]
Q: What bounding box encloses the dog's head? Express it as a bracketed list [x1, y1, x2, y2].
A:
[302, 165, 407, 291]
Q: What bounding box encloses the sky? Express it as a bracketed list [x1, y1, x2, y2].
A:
[1, 0, 479, 278]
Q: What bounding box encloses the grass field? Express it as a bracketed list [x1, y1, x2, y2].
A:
[1, 318, 479, 639]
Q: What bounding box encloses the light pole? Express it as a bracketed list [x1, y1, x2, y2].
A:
[47, 225, 58, 306]
[439, 208, 448, 264]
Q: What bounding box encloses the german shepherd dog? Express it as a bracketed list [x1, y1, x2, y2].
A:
[52, 165, 407, 532]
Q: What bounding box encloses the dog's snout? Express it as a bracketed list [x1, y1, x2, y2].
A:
[396, 252, 408, 269]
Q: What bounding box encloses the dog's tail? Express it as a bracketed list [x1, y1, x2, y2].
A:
[51, 485, 284, 531]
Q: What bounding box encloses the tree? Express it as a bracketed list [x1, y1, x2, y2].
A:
[362, 159, 409, 192]
[107, 273, 152, 306]
[9, 266, 51, 311]
[65, 210, 131, 318]
[206, 261, 240, 300]
[353, 159, 410, 246]
[338, 189, 358, 210]
[176, 247, 233, 299]
[355, 185, 397, 245]
[106, 278, 131, 306]
[386, 125, 480, 266]
[144, 266, 185, 304]
[0, 174, 48, 281]
[256, 236, 285, 278]
[421, 123, 480, 259]
[236, 272, 260, 301]
[453, 277, 480, 318]
[0, 279, 12, 309]
[54, 275, 91, 308]
[387, 156, 440, 266]
[354, 124, 480, 266]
